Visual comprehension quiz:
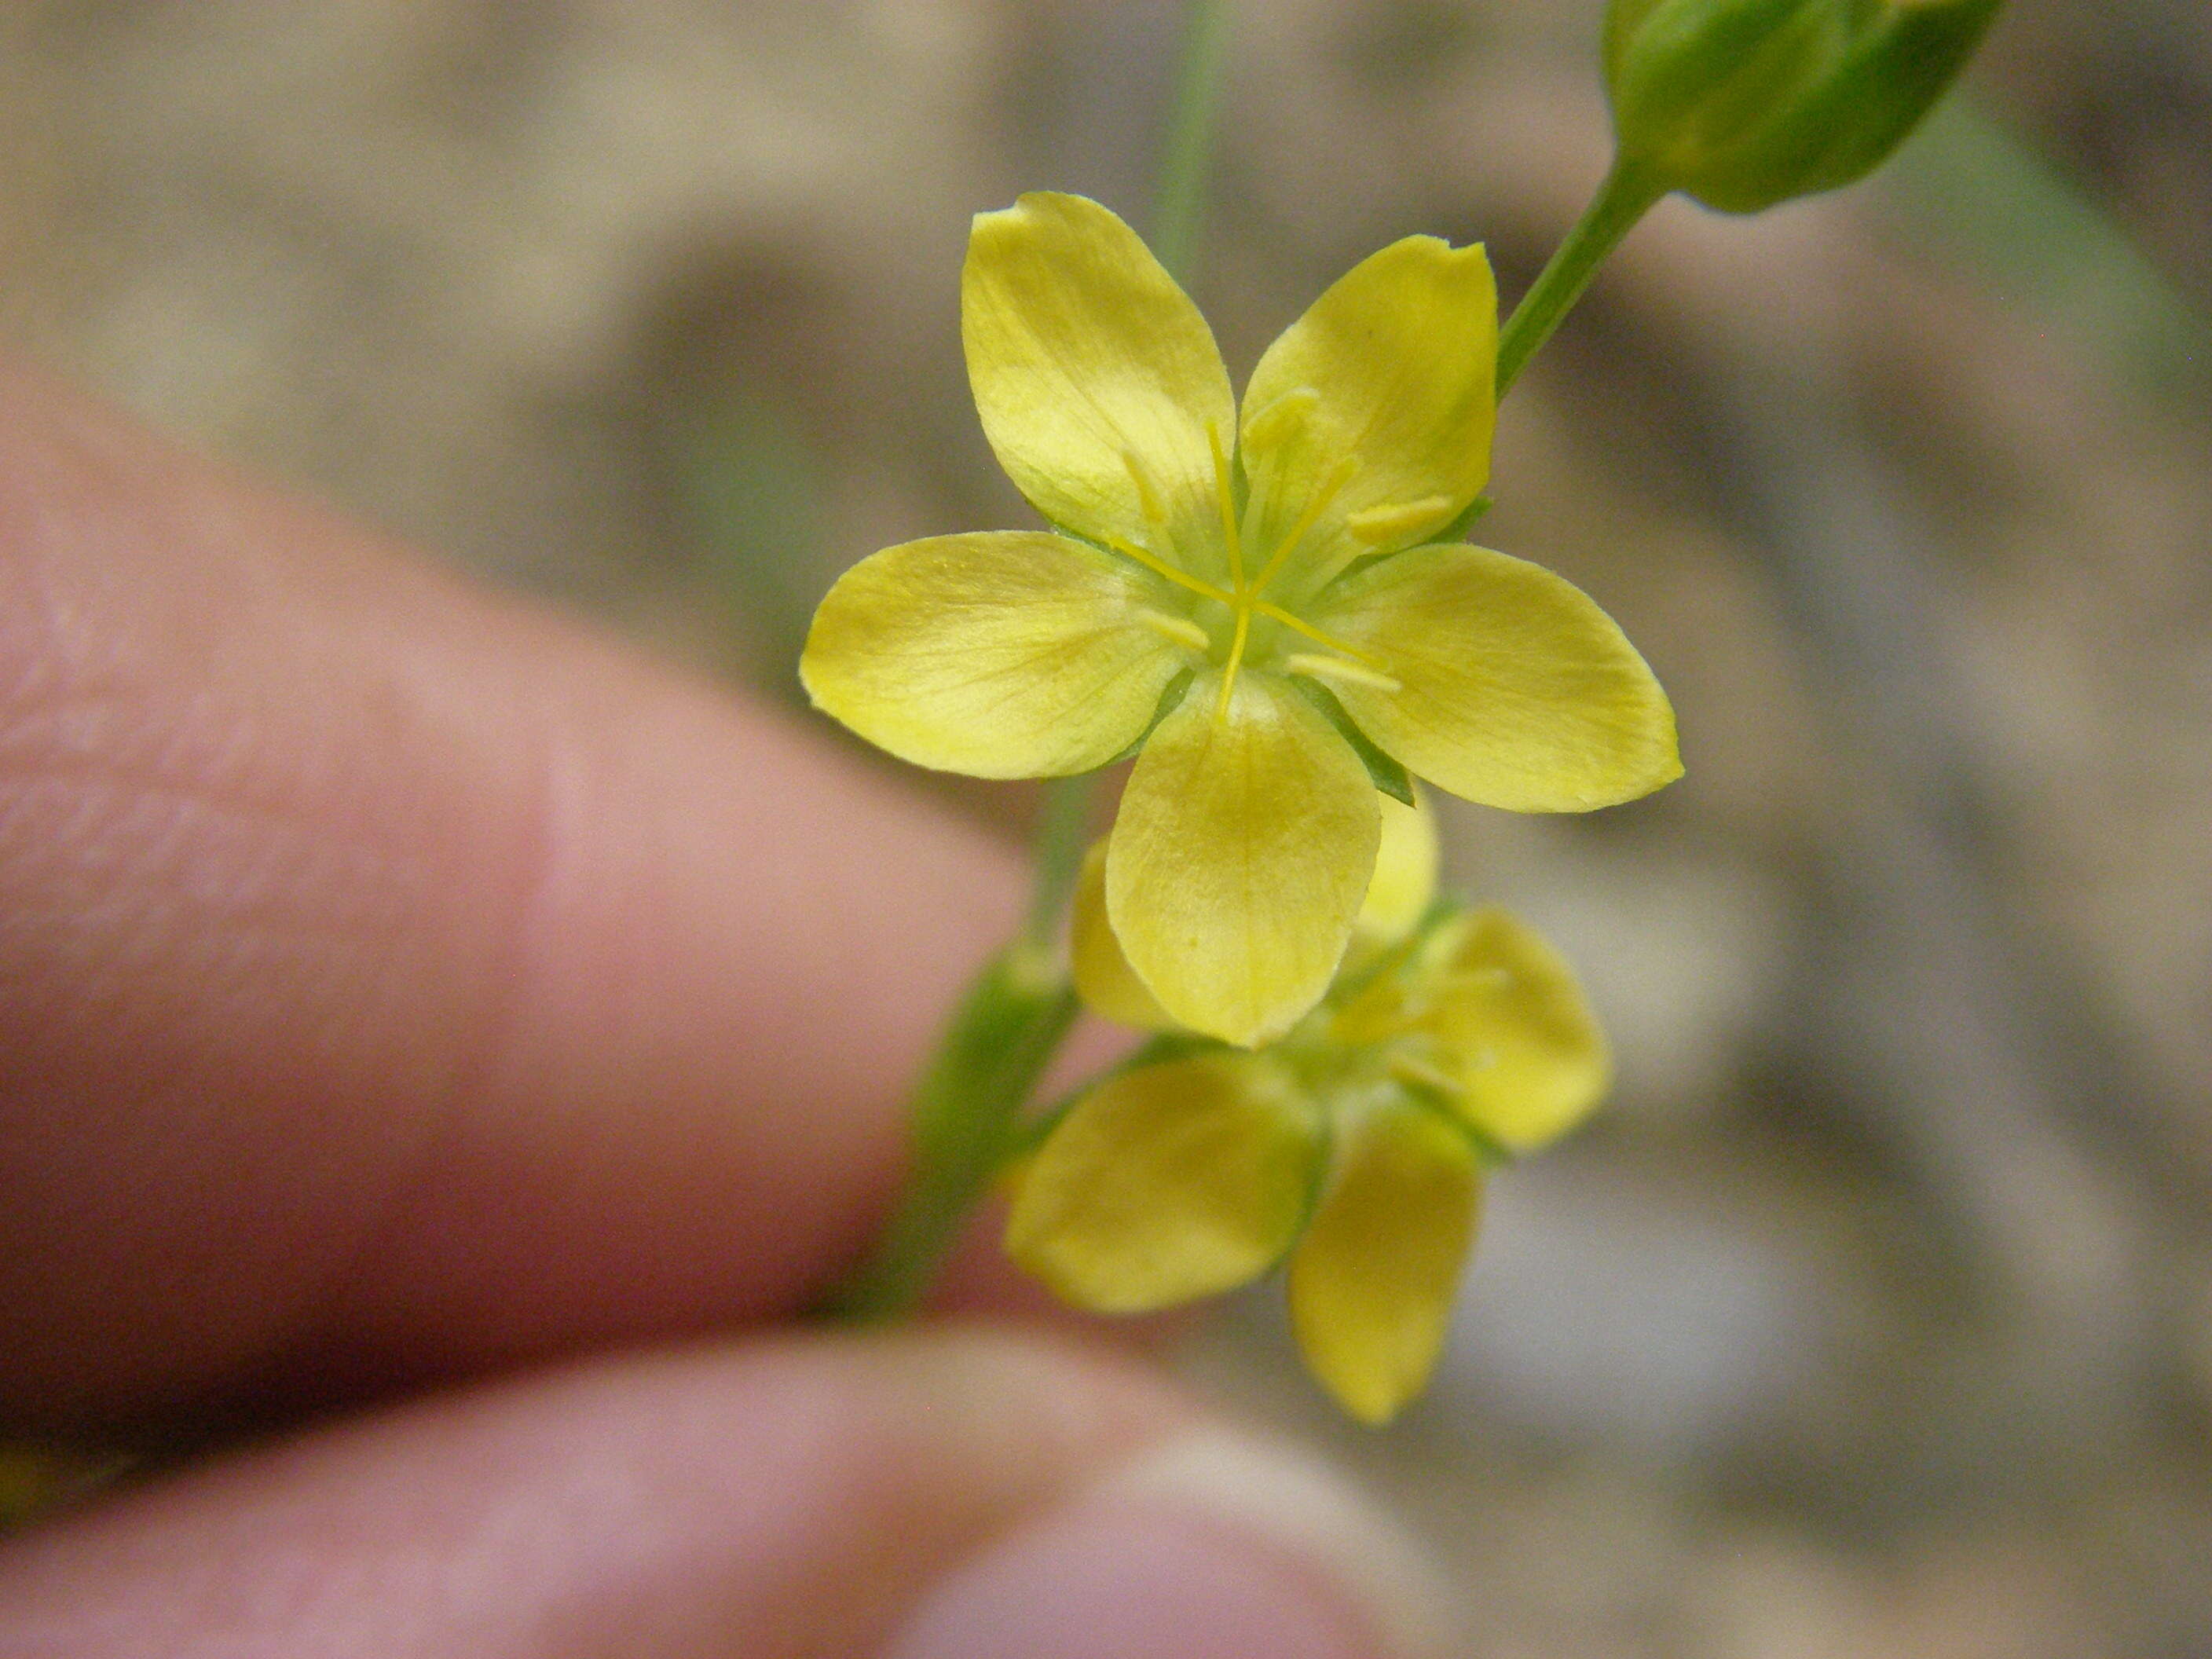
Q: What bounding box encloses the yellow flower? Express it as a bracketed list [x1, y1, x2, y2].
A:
[1005, 797, 1610, 1424]
[802, 191, 1679, 1046]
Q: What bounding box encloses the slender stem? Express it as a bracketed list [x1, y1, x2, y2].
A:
[831, 951, 1079, 1321]
[1495, 161, 1667, 401]
[1148, 0, 1232, 284]
[1024, 774, 1097, 952]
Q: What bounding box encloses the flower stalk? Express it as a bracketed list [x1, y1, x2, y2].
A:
[1494, 160, 1668, 400]
[828, 943, 1078, 1321]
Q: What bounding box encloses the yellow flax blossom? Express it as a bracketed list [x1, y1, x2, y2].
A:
[803, 191, 1678, 1046]
[1008, 795, 1610, 1423]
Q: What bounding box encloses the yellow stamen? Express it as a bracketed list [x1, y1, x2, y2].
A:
[1389, 1054, 1467, 1097]
[1214, 606, 1253, 722]
[1249, 599, 1395, 673]
[1240, 385, 1319, 454]
[1101, 531, 1236, 610]
[1249, 457, 1359, 601]
[1346, 495, 1454, 547]
[1139, 609, 1212, 652]
[1283, 652, 1401, 695]
[1207, 420, 1244, 599]
[1119, 449, 1171, 540]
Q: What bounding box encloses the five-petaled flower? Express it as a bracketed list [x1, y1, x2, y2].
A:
[803, 191, 1679, 1046]
[1005, 793, 1610, 1424]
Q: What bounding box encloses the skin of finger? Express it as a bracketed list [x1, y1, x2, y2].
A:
[0, 361, 1029, 1427]
[0, 1328, 1188, 1659]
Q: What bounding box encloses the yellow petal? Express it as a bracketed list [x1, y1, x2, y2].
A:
[1108, 671, 1380, 1047]
[1354, 787, 1437, 945]
[1419, 908, 1612, 1152]
[1240, 236, 1497, 599]
[1005, 1053, 1320, 1313]
[1078, 792, 1428, 1031]
[964, 192, 1233, 584]
[1070, 838, 1175, 1029]
[801, 530, 1187, 778]
[1309, 543, 1683, 811]
[1288, 1094, 1481, 1425]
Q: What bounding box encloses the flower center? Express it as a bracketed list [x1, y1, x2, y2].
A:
[1100, 424, 1399, 720]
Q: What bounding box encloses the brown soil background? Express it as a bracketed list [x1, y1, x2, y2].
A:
[4, 2, 2210, 1653]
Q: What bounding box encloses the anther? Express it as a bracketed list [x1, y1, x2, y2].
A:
[1388, 1054, 1467, 1097]
[1284, 653, 1403, 695]
[1138, 609, 1212, 652]
[1346, 495, 1455, 546]
[1119, 449, 1171, 537]
[1241, 385, 1320, 453]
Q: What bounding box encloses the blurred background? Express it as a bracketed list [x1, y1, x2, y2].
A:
[2, 1, 2207, 1652]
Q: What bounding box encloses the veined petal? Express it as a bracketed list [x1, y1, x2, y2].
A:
[1420, 908, 1611, 1152]
[801, 531, 1188, 779]
[1005, 1053, 1320, 1313]
[1288, 1093, 1481, 1425]
[964, 192, 1232, 582]
[1079, 793, 1431, 1031]
[1070, 838, 1174, 1029]
[1108, 671, 1381, 1047]
[1309, 543, 1683, 811]
[1240, 237, 1497, 598]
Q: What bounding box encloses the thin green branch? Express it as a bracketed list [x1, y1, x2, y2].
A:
[1496, 162, 1666, 401]
[1024, 773, 1097, 954]
[1148, 0, 1233, 285]
[830, 950, 1079, 1322]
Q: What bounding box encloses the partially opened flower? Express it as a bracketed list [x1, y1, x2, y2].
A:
[1006, 799, 1610, 1424]
[803, 190, 1678, 1046]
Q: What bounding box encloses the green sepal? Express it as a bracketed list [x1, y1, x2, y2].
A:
[1288, 678, 1416, 806]
[1328, 895, 1461, 1006]
[1101, 666, 1198, 767]
[1388, 1071, 1516, 1169]
[1437, 492, 1494, 543]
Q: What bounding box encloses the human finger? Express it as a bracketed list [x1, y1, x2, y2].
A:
[0, 1327, 1450, 1659]
[0, 361, 1026, 1426]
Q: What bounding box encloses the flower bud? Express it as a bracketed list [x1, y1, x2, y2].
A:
[1605, 0, 2002, 213]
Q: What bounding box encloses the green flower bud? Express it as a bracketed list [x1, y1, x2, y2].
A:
[1605, 0, 2003, 213]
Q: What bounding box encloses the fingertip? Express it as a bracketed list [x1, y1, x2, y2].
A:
[0, 1328, 1180, 1656]
[0, 1328, 1453, 1659]
[0, 360, 1027, 1421]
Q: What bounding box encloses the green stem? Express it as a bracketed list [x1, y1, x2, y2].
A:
[830, 947, 1079, 1321]
[1148, 0, 1232, 284]
[1495, 161, 1667, 401]
[1024, 774, 1097, 954]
